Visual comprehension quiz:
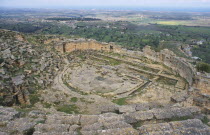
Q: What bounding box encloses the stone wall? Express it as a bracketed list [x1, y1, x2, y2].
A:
[143, 46, 194, 85]
[54, 39, 122, 53]
[44, 38, 60, 44]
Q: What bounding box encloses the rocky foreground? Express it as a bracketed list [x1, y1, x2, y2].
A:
[1, 104, 210, 135]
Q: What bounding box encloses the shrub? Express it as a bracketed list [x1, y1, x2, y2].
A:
[196, 62, 210, 73]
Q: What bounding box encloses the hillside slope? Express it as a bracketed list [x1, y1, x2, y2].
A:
[0, 29, 65, 106]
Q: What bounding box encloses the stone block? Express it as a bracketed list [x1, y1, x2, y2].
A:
[153, 108, 174, 120]
[135, 103, 150, 111]
[169, 119, 207, 130]
[98, 113, 124, 123]
[80, 115, 99, 126]
[119, 105, 136, 113]
[138, 123, 172, 134]
[35, 124, 70, 133]
[46, 115, 80, 125]
[7, 118, 36, 135]
[124, 110, 154, 124]
[0, 106, 20, 122]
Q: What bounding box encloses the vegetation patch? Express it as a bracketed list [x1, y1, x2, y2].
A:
[77, 54, 86, 60]
[29, 94, 41, 106]
[43, 102, 52, 108]
[56, 104, 79, 114]
[170, 116, 193, 122]
[113, 97, 128, 105]
[15, 107, 33, 114]
[0, 96, 4, 106]
[201, 116, 209, 126]
[132, 121, 143, 129]
[36, 119, 46, 124]
[101, 56, 122, 66]
[196, 62, 210, 73]
[70, 97, 78, 103]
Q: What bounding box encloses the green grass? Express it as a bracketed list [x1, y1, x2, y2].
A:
[79, 97, 94, 104]
[77, 54, 86, 60]
[29, 94, 40, 105]
[56, 104, 79, 114]
[70, 97, 78, 103]
[202, 116, 209, 126]
[43, 102, 52, 108]
[98, 55, 122, 66]
[113, 97, 127, 105]
[36, 119, 45, 124]
[106, 58, 121, 66]
[170, 116, 193, 122]
[15, 107, 33, 113]
[132, 121, 143, 129]
[108, 52, 125, 59]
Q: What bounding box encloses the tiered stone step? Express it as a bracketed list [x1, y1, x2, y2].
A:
[33, 114, 80, 135]
[124, 106, 201, 124]
[33, 106, 204, 135]
[33, 124, 78, 135]
[138, 119, 210, 135]
[33, 113, 138, 135]
[0, 106, 209, 135]
[80, 113, 138, 135]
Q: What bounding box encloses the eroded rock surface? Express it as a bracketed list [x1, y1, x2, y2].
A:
[1, 105, 209, 135]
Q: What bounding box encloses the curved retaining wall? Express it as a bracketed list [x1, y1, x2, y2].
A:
[143, 46, 194, 85]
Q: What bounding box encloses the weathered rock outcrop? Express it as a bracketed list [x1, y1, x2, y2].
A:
[0, 30, 65, 105]
[194, 73, 210, 95]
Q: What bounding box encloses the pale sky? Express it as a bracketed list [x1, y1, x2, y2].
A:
[1, 0, 210, 8]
